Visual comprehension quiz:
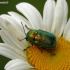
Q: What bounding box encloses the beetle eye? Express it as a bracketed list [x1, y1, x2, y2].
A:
[30, 32, 37, 39]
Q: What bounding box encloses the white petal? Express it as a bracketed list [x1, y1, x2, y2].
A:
[43, 0, 55, 32]
[0, 43, 27, 60]
[16, 2, 42, 29]
[0, 17, 28, 49]
[0, 30, 26, 50]
[51, 0, 64, 36]
[8, 12, 33, 33]
[0, 14, 25, 35]
[5, 59, 34, 70]
[58, 0, 68, 37]
[63, 18, 70, 39]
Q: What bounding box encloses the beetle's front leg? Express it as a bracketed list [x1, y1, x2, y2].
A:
[23, 47, 30, 51]
[23, 43, 33, 51]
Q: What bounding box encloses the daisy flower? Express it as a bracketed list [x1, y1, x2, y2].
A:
[0, 0, 70, 70]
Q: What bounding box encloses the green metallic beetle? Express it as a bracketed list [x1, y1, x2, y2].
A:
[21, 23, 56, 49]
[26, 29, 56, 49]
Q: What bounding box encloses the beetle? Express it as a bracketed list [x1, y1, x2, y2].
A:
[26, 29, 56, 49]
[20, 23, 57, 49]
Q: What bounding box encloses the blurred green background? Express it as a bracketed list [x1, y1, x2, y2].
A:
[0, 0, 70, 70]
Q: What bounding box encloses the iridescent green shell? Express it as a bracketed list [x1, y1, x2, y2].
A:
[26, 29, 56, 49]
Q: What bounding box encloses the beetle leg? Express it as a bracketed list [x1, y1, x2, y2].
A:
[23, 46, 30, 51]
[51, 53, 55, 56]
[18, 38, 26, 41]
[23, 43, 32, 51]
[23, 48, 26, 51]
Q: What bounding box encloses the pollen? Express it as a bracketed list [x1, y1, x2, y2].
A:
[27, 37, 70, 70]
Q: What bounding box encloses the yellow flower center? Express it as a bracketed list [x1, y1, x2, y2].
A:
[27, 37, 70, 70]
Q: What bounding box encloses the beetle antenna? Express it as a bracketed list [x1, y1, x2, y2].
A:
[21, 22, 26, 35]
[25, 25, 32, 30]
